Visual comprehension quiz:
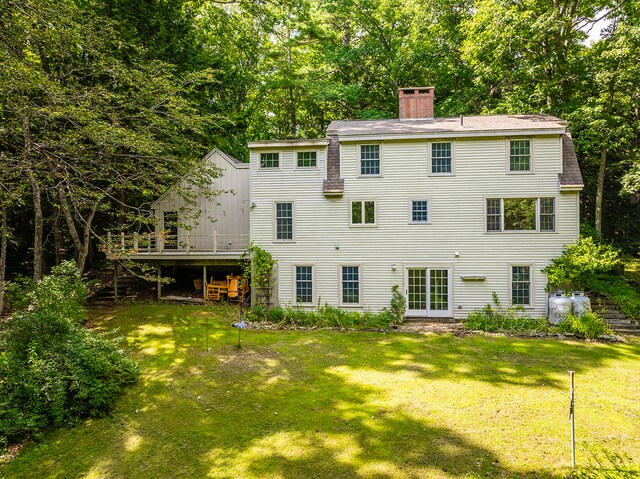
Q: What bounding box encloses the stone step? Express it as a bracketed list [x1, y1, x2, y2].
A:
[404, 317, 457, 324]
[614, 328, 640, 335]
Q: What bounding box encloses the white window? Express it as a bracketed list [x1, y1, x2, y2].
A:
[274, 202, 293, 240]
[341, 265, 360, 305]
[359, 144, 381, 176]
[431, 142, 453, 174]
[260, 152, 279, 168]
[511, 265, 532, 306]
[295, 265, 314, 304]
[350, 200, 376, 226]
[509, 139, 531, 172]
[297, 151, 317, 168]
[486, 198, 555, 232]
[410, 200, 430, 223]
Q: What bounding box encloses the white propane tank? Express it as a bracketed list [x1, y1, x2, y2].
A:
[549, 292, 572, 325]
[571, 291, 592, 317]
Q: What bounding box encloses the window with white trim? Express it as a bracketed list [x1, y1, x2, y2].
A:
[297, 151, 317, 167]
[431, 142, 452, 174]
[511, 265, 531, 306]
[275, 202, 293, 240]
[486, 198, 555, 232]
[360, 144, 380, 175]
[341, 266, 360, 305]
[351, 200, 376, 225]
[295, 266, 313, 304]
[411, 200, 429, 223]
[260, 152, 279, 168]
[509, 139, 531, 172]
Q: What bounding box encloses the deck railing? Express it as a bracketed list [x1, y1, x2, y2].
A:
[105, 231, 249, 257]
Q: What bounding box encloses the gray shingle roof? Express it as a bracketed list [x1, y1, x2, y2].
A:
[560, 133, 584, 188]
[327, 114, 568, 136]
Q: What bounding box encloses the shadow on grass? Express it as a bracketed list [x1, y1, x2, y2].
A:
[3, 304, 637, 478]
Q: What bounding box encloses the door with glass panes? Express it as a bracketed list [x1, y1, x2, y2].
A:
[406, 267, 452, 317]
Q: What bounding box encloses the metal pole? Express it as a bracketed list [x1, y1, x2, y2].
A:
[569, 370, 575, 469]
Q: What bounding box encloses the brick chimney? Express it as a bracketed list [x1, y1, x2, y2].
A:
[399, 87, 435, 119]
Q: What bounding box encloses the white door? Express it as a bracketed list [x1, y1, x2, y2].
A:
[406, 267, 452, 317]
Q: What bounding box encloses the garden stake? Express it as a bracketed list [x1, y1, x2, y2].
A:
[569, 370, 575, 469]
[232, 321, 247, 348]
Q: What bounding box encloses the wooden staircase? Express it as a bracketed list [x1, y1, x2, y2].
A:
[88, 275, 141, 305]
[598, 298, 640, 335]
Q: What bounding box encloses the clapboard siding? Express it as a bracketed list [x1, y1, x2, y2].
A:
[250, 135, 579, 318]
[153, 149, 249, 248]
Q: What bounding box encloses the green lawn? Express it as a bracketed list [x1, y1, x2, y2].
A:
[1, 304, 639, 478]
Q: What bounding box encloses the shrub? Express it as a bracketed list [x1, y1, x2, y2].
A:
[0, 264, 139, 448]
[3, 274, 35, 312]
[389, 285, 406, 325]
[557, 312, 611, 339]
[463, 292, 549, 333]
[543, 236, 621, 290]
[30, 261, 87, 323]
[583, 274, 640, 319]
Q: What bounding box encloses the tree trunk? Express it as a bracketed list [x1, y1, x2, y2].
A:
[0, 207, 8, 314]
[57, 187, 99, 273]
[28, 170, 44, 282]
[595, 148, 607, 238]
[54, 204, 63, 264]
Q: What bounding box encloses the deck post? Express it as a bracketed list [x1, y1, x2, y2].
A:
[203, 265, 207, 301]
[213, 231, 217, 253]
[186, 232, 190, 253]
[106, 232, 112, 257]
[113, 262, 118, 302]
[120, 232, 125, 249]
[157, 265, 162, 301]
[133, 233, 139, 252]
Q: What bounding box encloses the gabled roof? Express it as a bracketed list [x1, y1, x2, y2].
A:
[560, 133, 584, 190]
[327, 114, 568, 139]
[150, 148, 247, 208]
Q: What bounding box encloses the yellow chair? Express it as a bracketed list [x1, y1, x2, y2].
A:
[206, 278, 228, 301]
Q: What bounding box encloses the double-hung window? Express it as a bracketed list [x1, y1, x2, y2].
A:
[341, 266, 360, 305]
[509, 139, 531, 172]
[260, 152, 279, 168]
[351, 200, 376, 225]
[410, 200, 429, 223]
[431, 142, 452, 174]
[295, 266, 313, 304]
[360, 144, 381, 176]
[511, 265, 532, 306]
[297, 151, 317, 168]
[486, 197, 555, 232]
[275, 202, 293, 240]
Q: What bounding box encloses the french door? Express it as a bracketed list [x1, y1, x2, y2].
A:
[406, 267, 452, 317]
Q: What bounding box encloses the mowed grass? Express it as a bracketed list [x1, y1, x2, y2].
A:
[1, 304, 639, 479]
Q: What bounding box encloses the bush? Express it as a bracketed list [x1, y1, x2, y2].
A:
[389, 285, 406, 325]
[557, 312, 611, 339]
[3, 274, 35, 312]
[463, 292, 549, 333]
[0, 263, 139, 448]
[543, 236, 621, 290]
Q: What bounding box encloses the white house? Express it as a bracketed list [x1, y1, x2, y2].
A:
[248, 87, 583, 319]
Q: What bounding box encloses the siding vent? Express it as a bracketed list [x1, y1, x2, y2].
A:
[399, 87, 435, 119]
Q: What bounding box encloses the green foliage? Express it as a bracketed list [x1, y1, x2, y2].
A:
[543, 237, 621, 289]
[584, 274, 640, 320]
[389, 285, 407, 325]
[241, 244, 276, 305]
[557, 312, 611, 340]
[0, 264, 139, 448]
[463, 293, 549, 333]
[3, 275, 35, 312]
[244, 303, 393, 329]
[29, 261, 87, 324]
